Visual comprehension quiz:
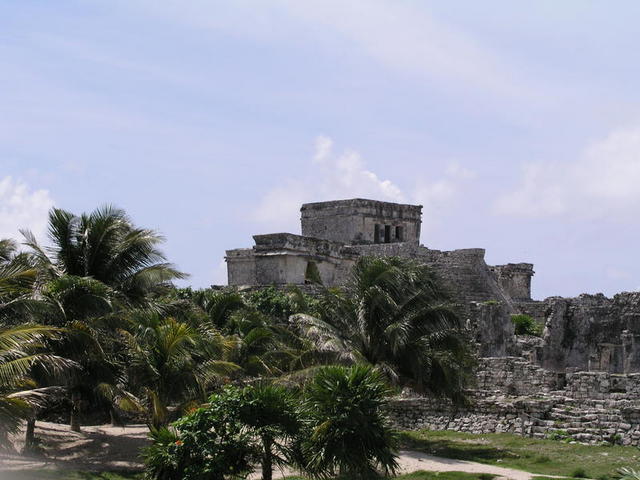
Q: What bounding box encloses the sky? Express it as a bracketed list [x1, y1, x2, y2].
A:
[2, 0, 640, 300]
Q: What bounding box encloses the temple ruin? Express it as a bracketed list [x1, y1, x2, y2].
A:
[226, 198, 640, 445]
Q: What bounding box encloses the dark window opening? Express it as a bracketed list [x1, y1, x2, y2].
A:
[395, 226, 403, 242]
[384, 225, 391, 243]
[374, 224, 381, 244]
[305, 261, 322, 285]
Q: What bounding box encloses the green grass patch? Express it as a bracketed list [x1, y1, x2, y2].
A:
[400, 429, 640, 477]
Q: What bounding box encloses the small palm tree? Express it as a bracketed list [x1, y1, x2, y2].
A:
[236, 384, 301, 480]
[125, 314, 238, 428]
[295, 256, 473, 401]
[299, 365, 398, 480]
[619, 468, 640, 480]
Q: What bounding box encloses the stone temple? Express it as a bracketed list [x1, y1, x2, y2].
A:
[226, 198, 533, 303]
[226, 198, 640, 445]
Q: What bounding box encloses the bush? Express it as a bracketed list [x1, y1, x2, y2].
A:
[511, 314, 542, 336]
[571, 467, 588, 478]
[299, 365, 398, 479]
[144, 384, 301, 480]
[144, 388, 256, 480]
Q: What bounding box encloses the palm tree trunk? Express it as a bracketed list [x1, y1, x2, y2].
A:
[261, 435, 273, 480]
[24, 418, 36, 453]
[70, 392, 81, 432]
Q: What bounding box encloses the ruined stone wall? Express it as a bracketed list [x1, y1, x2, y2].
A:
[388, 357, 640, 445]
[475, 357, 562, 395]
[490, 263, 534, 301]
[467, 304, 516, 357]
[539, 292, 640, 373]
[225, 248, 257, 285]
[348, 245, 513, 307]
[227, 233, 356, 287]
[388, 394, 640, 445]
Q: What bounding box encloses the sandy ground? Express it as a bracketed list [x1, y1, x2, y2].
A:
[250, 450, 539, 480]
[0, 421, 149, 472]
[1, 422, 543, 480]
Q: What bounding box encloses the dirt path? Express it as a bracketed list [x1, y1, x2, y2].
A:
[255, 450, 540, 480]
[1, 422, 543, 480]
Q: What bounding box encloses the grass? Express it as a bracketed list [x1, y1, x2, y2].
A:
[400, 429, 640, 478]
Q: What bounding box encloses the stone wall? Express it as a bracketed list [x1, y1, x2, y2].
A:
[300, 199, 422, 245]
[388, 394, 640, 445]
[490, 263, 534, 301]
[475, 357, 562, 395]
[388, 357, 640, 445]
[539, 292, 640, 373]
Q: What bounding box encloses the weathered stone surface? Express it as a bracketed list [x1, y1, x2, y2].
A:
[300, 198, 422, 245]
[226, 199, 530, 307]
[539, 292, 640, 373]
[389, 357, 640, 446]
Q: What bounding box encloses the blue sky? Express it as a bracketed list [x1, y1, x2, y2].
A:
[2, 0, 640, 299]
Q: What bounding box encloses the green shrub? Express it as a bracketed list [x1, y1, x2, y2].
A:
[299, 365, 398, 480]
[144, 384, 303, 480]
[511, 314, 542, 336]
[546, 429, 571, 441]
[571, 467, 588, 478]
[143, 388, 256, 480]
[245, 286, 319, 319]
[533, 455, 551, 463]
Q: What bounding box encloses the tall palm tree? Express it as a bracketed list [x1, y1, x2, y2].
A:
[294, 256, 473, 401]
[22, 205, 185, 306]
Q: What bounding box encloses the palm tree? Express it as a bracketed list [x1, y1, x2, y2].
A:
[22, 205, 185, 306]
[19, 206, 186, 430]
[39, 274, 126, 432]
[0, 324, 72, 448]
[124, 313, 238, 428]
[294, 256, 473, 401]
[236, 384, 301, 480]
[619, 468, 640, 480]
[299, 365, 398, 480]
[0, 239, 40, 327]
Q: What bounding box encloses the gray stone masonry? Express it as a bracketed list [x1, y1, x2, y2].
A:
[388, 357, 640, 446]
[300, 198, 422, 245]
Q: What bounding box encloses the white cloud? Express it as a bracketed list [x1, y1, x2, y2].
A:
[0, 176, 54, 243]
[278, 0, 529, 100]
[211, 258, 228, 286]
[119, 0, 542, 104]
[252, 136, 474, 235]
[495, 126, 640, 218]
